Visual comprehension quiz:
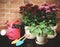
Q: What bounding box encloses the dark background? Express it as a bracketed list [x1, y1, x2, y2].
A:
[0, 31, 60, 47]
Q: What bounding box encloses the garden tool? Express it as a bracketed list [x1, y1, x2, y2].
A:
[16, 37, 26, 46]
[11, 34, 25, 44]
[16, 34, 29, 46]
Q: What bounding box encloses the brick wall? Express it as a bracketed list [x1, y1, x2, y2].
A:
[56, 0, 60, 31]
[0, 0, 23, 26]
[0, 0, 60, 31]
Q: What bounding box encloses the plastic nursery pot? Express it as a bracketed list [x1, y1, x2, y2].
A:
[35, 35, 48, 45]
[25, 26, 36, 39]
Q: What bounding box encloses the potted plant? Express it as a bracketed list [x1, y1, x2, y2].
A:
[19, 4, 39, 39]
[34, 21, 47, 45]
[34, 3, 58, 44]
[19, 3, 58, 40]
[35, 21, 57, 44]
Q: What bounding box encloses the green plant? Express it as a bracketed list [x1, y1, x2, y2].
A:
[27, 26, 36, 34]
[34, 21, 54, 36]
[20, 4, 39, 26]
[20, 3, 57, 26]
[19, 3, 58, 35]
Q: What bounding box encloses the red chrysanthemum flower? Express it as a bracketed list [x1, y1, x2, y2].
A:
[25, 3, 33, 7]
[42, 16, 45, 19]
[27, 7, 32, 12]
[42, 3, 48, 6]
[33, 5, 39, 9]
[20, 6, 25, 9]
[46, 10, 51, 13]
[52, 8, 57, 11]
[32, 11, 36, 15]
[44, 6, 50, 10]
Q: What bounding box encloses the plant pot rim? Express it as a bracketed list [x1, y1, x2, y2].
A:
[47, 30, 57, 39]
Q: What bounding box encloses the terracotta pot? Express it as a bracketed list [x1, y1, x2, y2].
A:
[25, 26, 36, 39]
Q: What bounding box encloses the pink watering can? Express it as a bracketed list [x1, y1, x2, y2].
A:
[6, 20, 21, 40]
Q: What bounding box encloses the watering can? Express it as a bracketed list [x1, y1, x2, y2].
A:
[6, 20, 21, 40]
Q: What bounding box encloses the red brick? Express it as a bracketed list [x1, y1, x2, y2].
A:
[30, 0, 44, 5]
[57, 11, 60, 17]
[0, 8, 9, 13]
[10, 8, 20, 13]
[46, 0, 56, 4]
[56, 22, 60, 31]
[56, 0, 60, 4]
[10, 0, 23, 4]
[0, 0, 9, 3]
[0, 13, 5, 17]
[23, 0, 30, 4]
[0, 3, 5, 8]
[5, 13, 22, 22]
[5, 4, 19, 8]
[0, 25, 7, 30]
[0, 16, 6, 25]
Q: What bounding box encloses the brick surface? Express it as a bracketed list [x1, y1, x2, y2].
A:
[0, 13, 5, 17]
[57, 12, 60, 18]
[5, 4, 19, 8]
[0, 8, 9, 13]
[5, 13, 22, 22]
[57, 22, 60, 31]
[0, 0, 9, 3]
[0, 3, 5, 8]
[56, 0, 60, 4]
[46, 0, 56, 4]
[10, 8, 20, 13]
[10, 0, 22, 4]
[30, 0, 44, 5]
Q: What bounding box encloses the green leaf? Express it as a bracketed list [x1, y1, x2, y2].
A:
[48, 30, 54, 35]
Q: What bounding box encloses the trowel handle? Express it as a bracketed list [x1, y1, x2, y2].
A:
[23, 37, 27, 41]
[19, 34, 29, 40]
[22, 34, 30, 41]
[19, 35, 25, 40]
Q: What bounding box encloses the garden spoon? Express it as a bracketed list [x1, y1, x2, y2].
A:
[11, 35, 25, 44]
[16, 34, 29, 46]
[16, 37, 26, 46]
